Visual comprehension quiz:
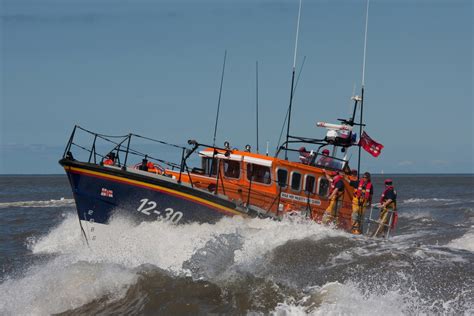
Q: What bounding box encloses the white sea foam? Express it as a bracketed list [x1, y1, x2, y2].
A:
[3, 212, 471, 315]
[232, 216, 346, 270]
[0, 214, 348, 315]
[398, 211, 434, 220]
[273, 281, 406, 315]
[402, 198, 455, 204]
[0, 198, 75, 209]
[31, 214, 345, 273]
[273, 280, 473, 315]
[447, 229, 474, 252]
[0, 259, 137, 316]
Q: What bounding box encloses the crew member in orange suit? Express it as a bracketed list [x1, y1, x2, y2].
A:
[322, 171, 345, 224]
[350, 172, 373, 234]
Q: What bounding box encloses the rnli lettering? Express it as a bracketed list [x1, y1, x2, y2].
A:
[137, 198, 183, 223]
[280, 192, 321, 206]
[100, 188, 113, 198]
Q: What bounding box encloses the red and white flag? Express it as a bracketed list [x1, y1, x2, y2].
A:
[359, 131, 384, 157]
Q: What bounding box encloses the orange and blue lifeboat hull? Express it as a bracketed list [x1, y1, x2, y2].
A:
[59, 159, 246, 225]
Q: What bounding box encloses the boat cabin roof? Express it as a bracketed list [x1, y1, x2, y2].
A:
[199, 148, 273, 167]
[199, 148, 351, 174]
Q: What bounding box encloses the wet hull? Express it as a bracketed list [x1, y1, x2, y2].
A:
[59, 159, 247, 225]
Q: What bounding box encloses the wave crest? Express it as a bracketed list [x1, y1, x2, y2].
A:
[0, 198, 74, 209]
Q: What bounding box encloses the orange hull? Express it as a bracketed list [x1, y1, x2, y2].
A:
[167, 148, 356, 231]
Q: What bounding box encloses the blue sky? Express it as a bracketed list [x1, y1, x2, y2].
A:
[1, 0, 472, 174]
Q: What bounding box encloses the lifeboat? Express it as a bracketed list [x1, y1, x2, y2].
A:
[59, 121, 359, 231]
[59, 0, 385, 236]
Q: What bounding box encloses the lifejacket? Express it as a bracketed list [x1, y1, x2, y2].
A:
[104, 159, 114, 166]
[380, 186, 397, 209]
[329, 175, 344, 197]
[355, 179, 372, 202]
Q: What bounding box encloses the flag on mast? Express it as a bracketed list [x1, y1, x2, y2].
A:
[359, 131, 383, 157]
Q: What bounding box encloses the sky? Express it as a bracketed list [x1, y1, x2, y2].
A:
[0, 0, 472, 174]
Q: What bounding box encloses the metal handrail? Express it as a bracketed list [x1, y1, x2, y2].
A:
[365, 205, 396, 239]
[62, 125, 184, 171]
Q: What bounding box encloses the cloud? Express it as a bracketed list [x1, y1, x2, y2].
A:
[431, 160, 448, 166]
[397, 160, 414, 166]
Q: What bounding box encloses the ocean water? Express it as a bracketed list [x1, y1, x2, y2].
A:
[0, 175, 473, 315]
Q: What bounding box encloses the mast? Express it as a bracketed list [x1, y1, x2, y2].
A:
[357, 0, 370, 178]
[284, 0, 303, 160]
[256, 61, 260, 153]
[212, 50, 227, 147]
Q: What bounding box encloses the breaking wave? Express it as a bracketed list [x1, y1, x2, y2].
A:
[0, 198, 75, 209]
[447, 229, 474, 252]
[402, 198, 455, 204]
[1, 213, 472, 315]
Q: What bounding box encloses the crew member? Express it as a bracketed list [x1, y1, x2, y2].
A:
[374, 179, 397, 237]
[138, 157, 149, 171]
[103, 152, 115, 166]
[350, 172, 373, 234]
[317, 149, 333, 167]
[298, 147, 313, 165]
[322, 171, 345, 224]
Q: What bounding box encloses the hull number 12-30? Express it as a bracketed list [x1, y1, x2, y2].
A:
[137, 198, 183, 224]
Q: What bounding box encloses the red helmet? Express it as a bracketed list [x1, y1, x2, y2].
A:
[299, 146, 307, 152]
[384, 179, 393, 185]
[322, 149, 330, 155]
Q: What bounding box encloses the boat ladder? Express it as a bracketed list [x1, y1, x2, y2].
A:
[364, 205, 395, 239]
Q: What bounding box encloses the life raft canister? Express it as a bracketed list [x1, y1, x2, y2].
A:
[146, 161, 159, 174]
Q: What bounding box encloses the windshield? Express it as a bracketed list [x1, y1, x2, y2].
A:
[314, 153, 349, 172]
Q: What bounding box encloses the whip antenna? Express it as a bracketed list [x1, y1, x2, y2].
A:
[256, 61, 260, 153]
[361, 0, 369, 88]
[212, 50, 227, 147]
[357, 0, 370, 178]
[275, 55, 306, 154]
[284, 0, 303, 160]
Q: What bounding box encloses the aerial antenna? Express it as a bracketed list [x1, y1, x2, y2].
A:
[256, 61, 260, 153]
[284, 0, 303, 160]
[276, 55, 306, 154]
[357, 0, 370, 178]
[212, 50, 227, 147]
[361, 0, 370, 88]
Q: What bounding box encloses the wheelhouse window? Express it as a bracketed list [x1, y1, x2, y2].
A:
[277, 169, 288, 188]
[305, 175, 316, 194]
[224, 160, 240, 179]
[247, 163, 271, 184]
[202, 157, 218, 177]
[291, 172, 302, 191]
[317, 177, 330, 197]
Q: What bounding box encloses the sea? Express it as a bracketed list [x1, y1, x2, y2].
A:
[0, 175, 472, 315]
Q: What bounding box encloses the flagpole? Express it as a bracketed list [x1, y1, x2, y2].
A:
[357, 0, 369, 179]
